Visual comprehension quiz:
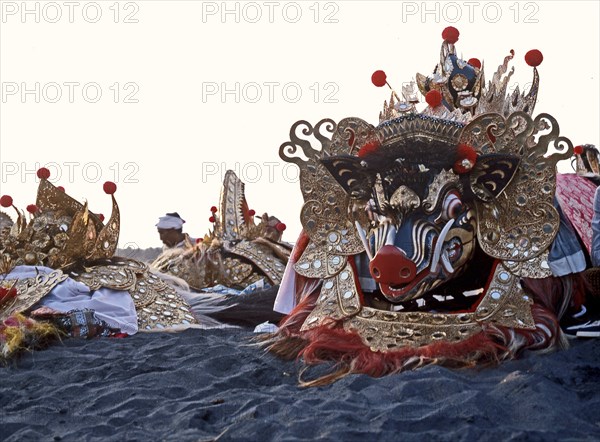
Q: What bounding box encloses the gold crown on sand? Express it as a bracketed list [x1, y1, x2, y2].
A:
[0, 168, 119, 271]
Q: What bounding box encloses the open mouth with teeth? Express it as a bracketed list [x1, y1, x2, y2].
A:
[357, 244, 491, 314]
[379, 270, 430, 300]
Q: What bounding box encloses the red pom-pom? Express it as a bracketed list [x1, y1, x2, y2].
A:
[103, 181, 117, 195]
[275, 222, 286, 232]
[37, 167, 50, 179]
[26, 204, 38, 214]
[210, 206, 218, 213]
[442, 26, 460, 44]
[195, 238, 203, 244]
[0, 195, 13, 208]
[209, 216, 216, 223]
[525, 49, 543, 67]
[98, 214, 105, 222]
[57, 186, 65, 192]
[574, 145, 584, 155]
[453, 144, 478, 174]
[371, 70, 387, 88]
[248, 209, 256, 216]
[358, 140, 382, 158]
[425, 90, 443, 108]
[468, 58, 481, 69]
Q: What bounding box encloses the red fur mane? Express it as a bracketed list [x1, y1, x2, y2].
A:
[266, 270, 587, 386]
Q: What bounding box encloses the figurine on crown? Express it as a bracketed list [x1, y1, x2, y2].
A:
[0, 168, 211, 360]
[264, 27, 595, 385]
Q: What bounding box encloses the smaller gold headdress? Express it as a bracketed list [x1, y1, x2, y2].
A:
[152, 170, 291, 290]
[572, 144, 600, 177]
[0, 168, 120, 271]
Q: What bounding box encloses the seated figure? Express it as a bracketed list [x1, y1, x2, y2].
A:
[156, 212, 196, 250]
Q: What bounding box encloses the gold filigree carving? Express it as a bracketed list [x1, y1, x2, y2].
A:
[502, 251, 553, 279]
[423, 169, 461, 214]
[69, 263, 137, 292]
[390, 185, 420, 212]
[301, 263, 360, 330]
[134, 273, 197, 330]
[461, 112, 573, 262]
[280, 119, 370, 277]
[229, 241, 287, 285]
[218, 170, 246, 242]
[0, 270, 68, 320]
[294, 241, 347, 279]
[70, 257, 198, 329]
[341, 264, 533, 351]
[299, 261, 534, 351]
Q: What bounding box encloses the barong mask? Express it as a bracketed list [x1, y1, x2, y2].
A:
[266, 27, 578, 383]
[280, 110, 571, 349]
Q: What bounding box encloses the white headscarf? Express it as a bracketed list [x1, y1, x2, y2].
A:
[156, 214, 185, 230]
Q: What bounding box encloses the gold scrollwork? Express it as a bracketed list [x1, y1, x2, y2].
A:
[0, 270, 68, 320]
[462, 113, 572, 262]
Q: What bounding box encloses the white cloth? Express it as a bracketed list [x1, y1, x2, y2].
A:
[273, 260, 297, 314]
[5, 266, 138, 335]
[253, 321, 279, 333]
[156, 214, 185, 230]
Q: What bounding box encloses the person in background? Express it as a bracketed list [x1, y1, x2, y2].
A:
[156, 212, 195, 249]
[561, 146, 600, 338]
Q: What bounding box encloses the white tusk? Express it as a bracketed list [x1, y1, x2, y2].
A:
[385, 224, 397, 246]
[441, 250, 455, 274]
[430, 219, 455, 273]
[355, 221, 373, 261]
[376, 217, 388, 252]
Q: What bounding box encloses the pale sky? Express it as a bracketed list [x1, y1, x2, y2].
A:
[1, 0, 598, 248]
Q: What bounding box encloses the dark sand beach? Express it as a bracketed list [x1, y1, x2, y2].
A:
[1, 329, 599, 441]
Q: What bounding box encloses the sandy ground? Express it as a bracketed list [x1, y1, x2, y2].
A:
[1, 329, 599, 441]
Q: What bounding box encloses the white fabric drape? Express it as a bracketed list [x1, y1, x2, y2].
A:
[5, 266, 138, 335]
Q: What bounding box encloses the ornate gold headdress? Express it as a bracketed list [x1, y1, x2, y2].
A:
[0, 167, 119, 271]
[572, 144, 600, 177]
[152, 170, 291, 290]
[379, 26, 542, 123]
[277, 27, 573, 351]
[1, 169, 198, 330]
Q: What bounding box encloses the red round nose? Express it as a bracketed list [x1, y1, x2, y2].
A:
[369, 245, 417, 285]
